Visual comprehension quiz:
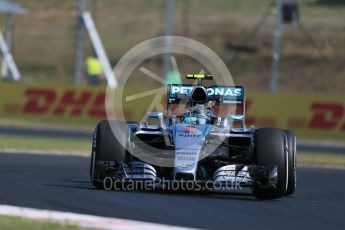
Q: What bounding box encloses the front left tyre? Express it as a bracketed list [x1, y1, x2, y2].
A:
[252, 128, 288, 199]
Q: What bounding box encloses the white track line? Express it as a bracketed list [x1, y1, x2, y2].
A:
[0, 205, 199, 230]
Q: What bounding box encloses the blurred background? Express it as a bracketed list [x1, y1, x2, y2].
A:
[0, 0, 344, 166]
[1, 0, 344, 93]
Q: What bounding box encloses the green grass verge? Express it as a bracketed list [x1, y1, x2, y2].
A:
[0, 216, 84, 230]
[298, 152, 345, 168]
[0, 134, 344, 168]
[0, 134, 90, 155]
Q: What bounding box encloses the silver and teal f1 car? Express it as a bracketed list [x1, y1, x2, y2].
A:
[90, 74, 296, 199]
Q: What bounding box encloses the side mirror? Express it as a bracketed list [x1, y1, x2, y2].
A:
[147, 112, 164, 128]
[147, 112, 163, 119]
[229, 115, 245, 121]
[229, 115, 245, 128]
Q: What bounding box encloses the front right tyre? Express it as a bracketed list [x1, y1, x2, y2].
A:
[284, 130, 297, 195]
[90, 120, 128, 189]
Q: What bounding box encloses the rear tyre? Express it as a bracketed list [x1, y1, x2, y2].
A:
[90, 120, 129, 189]
[284, 130, 296, 195]
[252, 128, 288, 199]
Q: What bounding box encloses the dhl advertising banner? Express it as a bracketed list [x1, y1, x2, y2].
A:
[0, 82, 344, 140]
[0, 82, 107, 125]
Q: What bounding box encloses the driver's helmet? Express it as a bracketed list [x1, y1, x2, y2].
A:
[183, 104, 207, 124]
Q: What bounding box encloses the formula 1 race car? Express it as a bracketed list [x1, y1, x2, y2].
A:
[90, 74, 296, 199]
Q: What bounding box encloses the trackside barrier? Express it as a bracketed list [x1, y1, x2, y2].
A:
[0, 82, 344, 140]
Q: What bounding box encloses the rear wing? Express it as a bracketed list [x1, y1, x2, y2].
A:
[167, 84, 245, 105]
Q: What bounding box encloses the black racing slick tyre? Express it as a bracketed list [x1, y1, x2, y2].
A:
[97, 120, 128, 161]
[90, 150, 103, 189]
[284, 130, 297, 196]
[253, 128, 288, 199]
[90, 120, 129, 188]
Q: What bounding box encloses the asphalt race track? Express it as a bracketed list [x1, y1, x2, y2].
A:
[0, 153, 344, 230]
